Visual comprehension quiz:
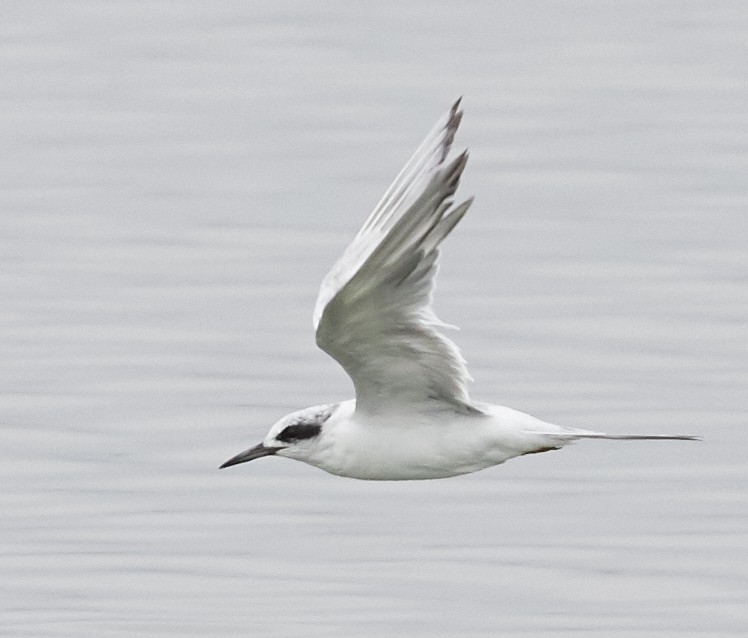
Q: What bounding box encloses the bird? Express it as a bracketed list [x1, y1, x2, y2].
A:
[220, 99, 697, 480]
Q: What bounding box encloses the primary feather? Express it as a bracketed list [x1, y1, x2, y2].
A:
[314, 99, 475, 415]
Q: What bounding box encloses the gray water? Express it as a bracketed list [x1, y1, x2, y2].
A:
[2, 2, 746, 636]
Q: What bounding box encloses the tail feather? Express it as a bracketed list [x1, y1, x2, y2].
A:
[542, 430, 700, 442]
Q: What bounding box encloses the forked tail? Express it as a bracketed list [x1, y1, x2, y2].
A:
[547, 429, 700, 442]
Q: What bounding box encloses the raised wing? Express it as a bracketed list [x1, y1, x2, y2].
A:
[313, 100, 476, 415]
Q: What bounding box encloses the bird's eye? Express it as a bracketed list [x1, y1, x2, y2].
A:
[276, 423, 321, 443]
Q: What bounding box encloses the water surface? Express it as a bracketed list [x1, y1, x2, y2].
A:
[1, 2, 746, 636]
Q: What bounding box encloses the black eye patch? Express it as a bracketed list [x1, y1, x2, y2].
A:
[276, 423, 321, 443]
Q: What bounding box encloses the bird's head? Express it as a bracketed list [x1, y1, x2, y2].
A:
[219, 404, 337, 469]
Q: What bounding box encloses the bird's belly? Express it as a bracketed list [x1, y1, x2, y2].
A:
[316, 420, 514, 480]
[321, 453, 488, 480]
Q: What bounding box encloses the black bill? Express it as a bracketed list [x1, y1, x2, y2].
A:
[220, 443, 278, 469]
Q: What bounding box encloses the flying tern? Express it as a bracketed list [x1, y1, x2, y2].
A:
[221, 99, 696, 480]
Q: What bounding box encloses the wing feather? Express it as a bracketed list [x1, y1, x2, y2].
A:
[314, 100, 476, 415]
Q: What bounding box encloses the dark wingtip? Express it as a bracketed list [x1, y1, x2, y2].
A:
[440, 98, 464, 162]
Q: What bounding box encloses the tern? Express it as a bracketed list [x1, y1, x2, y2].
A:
[221, 99, 696, 480]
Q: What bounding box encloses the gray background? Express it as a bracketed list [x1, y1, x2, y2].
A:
[1, 1, 746, 636]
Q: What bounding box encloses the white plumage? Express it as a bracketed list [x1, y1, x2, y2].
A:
[221, 99, 696, 480]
